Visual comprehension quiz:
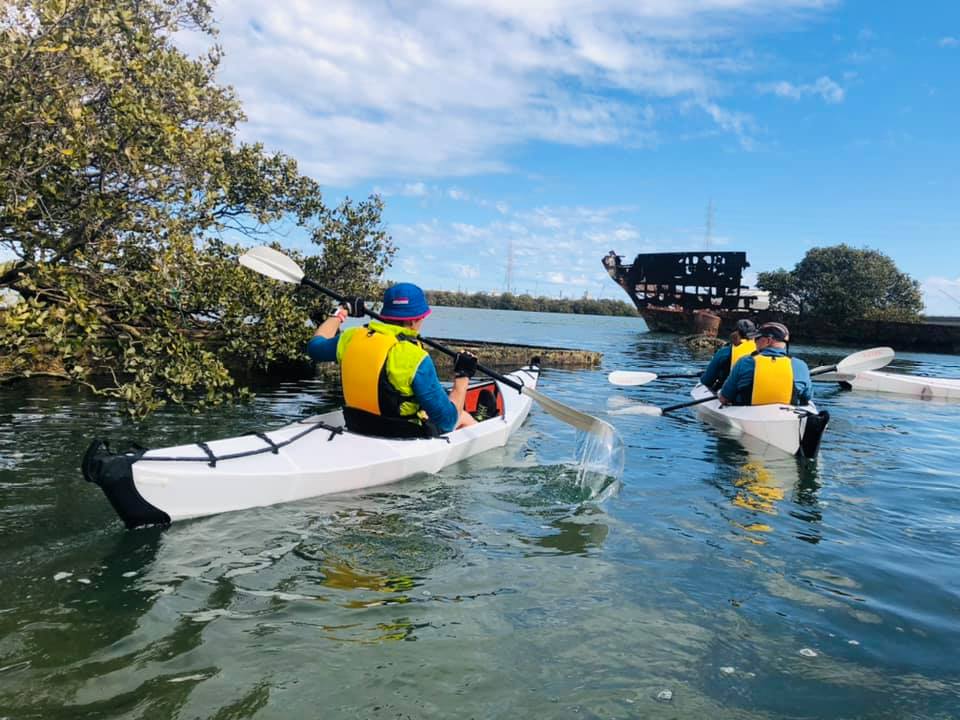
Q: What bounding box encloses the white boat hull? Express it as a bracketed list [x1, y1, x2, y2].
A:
[85, 367, 539, 528]
[816, 370, 960, 400]
[690, 384, 828, 458]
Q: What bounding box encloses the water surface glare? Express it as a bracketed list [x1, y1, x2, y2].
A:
[2, 307, 959, 718]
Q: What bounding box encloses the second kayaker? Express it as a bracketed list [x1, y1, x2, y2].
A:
[306, 283, 478, 437]
[700, 318, 758, 391]
[718, 322, 812, 406]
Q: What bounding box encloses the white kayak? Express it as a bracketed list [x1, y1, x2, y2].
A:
[84, 367, 539, 529]
[815, 370, 960, 400]
[690, 384, 830, 458]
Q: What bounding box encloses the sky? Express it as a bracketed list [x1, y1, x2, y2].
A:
[162, 2, 959, 313]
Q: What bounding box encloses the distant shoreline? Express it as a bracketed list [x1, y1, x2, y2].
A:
[426, 290, 638, 317]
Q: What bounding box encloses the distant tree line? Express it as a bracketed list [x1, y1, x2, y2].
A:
[425, 290, 638, 316]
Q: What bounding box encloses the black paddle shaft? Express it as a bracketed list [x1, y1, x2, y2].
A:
[302, 278, 527, 393]
[660, 395, 717, 414]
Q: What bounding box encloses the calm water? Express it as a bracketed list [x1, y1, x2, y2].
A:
[2, 307, 960, 719]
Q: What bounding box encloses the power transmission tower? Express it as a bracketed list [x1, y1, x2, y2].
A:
[505, 239, 514, 294]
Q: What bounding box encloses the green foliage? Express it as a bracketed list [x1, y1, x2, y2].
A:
[757, 245, 922, 323]
[0, 0, 393, 415]
[425, 290, 638, 316]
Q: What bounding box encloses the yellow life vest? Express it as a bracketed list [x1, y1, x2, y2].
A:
[730, 339, 757, 369]
[337, 320, 428, 418]
[750, 354, 795, 405]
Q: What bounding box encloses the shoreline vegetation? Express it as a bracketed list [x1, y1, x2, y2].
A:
[0, 0, 394, 416]
[425, 290, 638, 317]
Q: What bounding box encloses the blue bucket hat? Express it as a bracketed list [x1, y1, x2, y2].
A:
[380, 283, 431, 321]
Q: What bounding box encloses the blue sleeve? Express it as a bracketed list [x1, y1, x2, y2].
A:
[793, 358, 813, 404]
[721, 356, 754, 404]
[306, 334, 339, 362]
[700, 346, 732, 388]
[411, 356, 459, 433]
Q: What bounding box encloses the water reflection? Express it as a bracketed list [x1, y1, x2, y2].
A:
[521, 506, 610, 556]
[4, 309, 960, 718]
[709, 439, 823, 545]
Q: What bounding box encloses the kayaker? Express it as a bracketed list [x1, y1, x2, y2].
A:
[718, 322, 812, 406]
[306, 283, 479, 437]
[700, 318, 758, 391]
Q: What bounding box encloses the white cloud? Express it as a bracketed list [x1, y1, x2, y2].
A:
[451, 223, 490, 239]
[374, 181, 435, 197]
[175, 0, 833, 185]
[402, 182, 429, 197]
[386, 202, 717, 297]
[759, 75, 845, 103]
[939, 37, 959, 48]
[453, 264, 481, 279]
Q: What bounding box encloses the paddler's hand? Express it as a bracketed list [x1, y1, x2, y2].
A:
[343, 297, 366, 318]
[314, 304, 348, 338]
[453, 352, 478, 379]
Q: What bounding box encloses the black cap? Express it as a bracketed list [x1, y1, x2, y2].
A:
[735, 319, 757, 339]
[757, 322, 790, 342]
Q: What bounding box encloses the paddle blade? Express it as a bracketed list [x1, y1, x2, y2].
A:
[608, 370, 658, 386]
[239, 246, 305, 285]
[609, 403, 664, 417]
[521, 386, 615, 435]
[835, 346, 894, 375]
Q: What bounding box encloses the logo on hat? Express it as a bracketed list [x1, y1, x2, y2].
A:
[380, 283, 431, 321]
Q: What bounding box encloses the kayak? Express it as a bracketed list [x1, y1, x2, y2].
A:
[83, 366, 540, 529]
[690, 384, 830, 458]
[815, 370, 960, 400]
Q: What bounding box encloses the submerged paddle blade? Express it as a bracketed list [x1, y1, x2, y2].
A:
[834, 346, 894, 375]
[239, 246, 305, 285]
[607, 370, 658, 386]
[609, 403, 664, 417]
[521, 386, 615, 435]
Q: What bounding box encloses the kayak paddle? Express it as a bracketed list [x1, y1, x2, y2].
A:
[614, 346, 895, 416]
[608, 370, 701, 386]
[240, 246, 615, 437]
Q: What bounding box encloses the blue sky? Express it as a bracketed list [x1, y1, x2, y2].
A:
[186, 2, 953, 313]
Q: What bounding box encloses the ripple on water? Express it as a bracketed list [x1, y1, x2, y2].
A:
[3, 310, 960, 719]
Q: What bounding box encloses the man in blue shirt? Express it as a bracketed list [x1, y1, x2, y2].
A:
[719, 322, 812, 406]
[700, 319, 758, 391]
[307, 283, 478, 436]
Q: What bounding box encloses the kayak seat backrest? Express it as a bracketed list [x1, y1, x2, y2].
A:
[342, 406, 440, 439]
[465, 381, 504, 422]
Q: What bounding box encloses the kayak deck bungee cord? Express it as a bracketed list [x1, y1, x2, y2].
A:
[84, 367, 538, 529]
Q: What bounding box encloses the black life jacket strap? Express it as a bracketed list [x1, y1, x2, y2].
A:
[343, 406, 442, 440]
